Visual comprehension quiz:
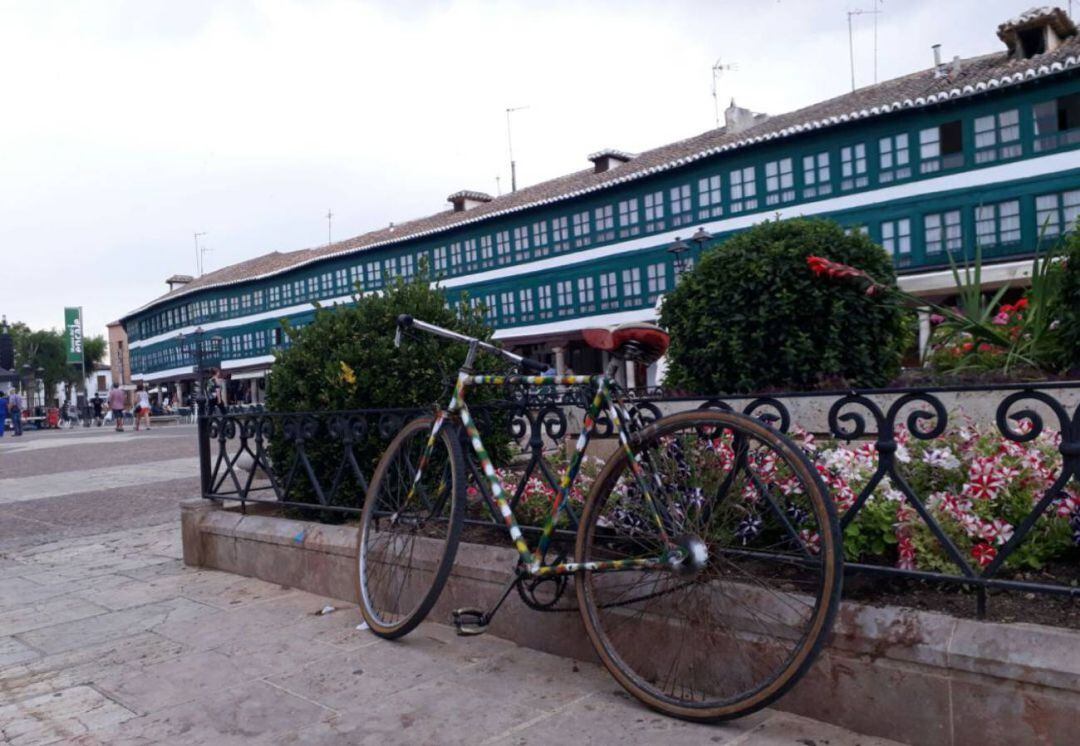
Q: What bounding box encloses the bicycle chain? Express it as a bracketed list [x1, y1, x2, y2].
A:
[515, 566, 695, 614]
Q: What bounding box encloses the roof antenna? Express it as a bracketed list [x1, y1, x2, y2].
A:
[505, 105, 528, 192]
[193, 231, 207, 276]
[847, 7, 883, 92]
[711, 58, 739, 128]
[326, 209, 333, 246]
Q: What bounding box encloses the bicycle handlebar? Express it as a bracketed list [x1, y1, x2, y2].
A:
[395, 314, 547, 373]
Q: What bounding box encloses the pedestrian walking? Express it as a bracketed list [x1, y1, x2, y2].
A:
[107, 382, 126, 432]
[91, 393, 104, 426]
[207, 369, 227, 416]
[8, 389, 24, 436]
[0, 390, 7, 437]
[134, 384, 151, 431]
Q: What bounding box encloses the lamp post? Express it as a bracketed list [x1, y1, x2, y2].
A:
[20, 363, 32, 411]
[668, 236, 691, 280]
[690, 227, 713, 262]
[177, 327, 223, 415]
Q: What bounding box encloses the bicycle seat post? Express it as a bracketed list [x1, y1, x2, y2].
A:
[604, 356, 622, 380]
[462, 339, 479, 373]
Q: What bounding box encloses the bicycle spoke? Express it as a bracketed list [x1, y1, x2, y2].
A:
[577, 411, 840, 721]
[358, 416, 463, 638]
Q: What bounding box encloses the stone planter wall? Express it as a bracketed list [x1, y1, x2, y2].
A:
[181, 499, 1080, 746]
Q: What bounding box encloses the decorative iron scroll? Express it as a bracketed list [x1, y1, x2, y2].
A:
[199, 382, 1080, 613]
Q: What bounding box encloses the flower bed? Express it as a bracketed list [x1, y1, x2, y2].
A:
[795, 421, 1078, 574]
[477, 419, 1077, 575]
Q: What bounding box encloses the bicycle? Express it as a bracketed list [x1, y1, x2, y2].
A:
[356, 314, 842, 722]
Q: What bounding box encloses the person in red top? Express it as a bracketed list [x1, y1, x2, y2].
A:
[107, 382, 126, 432]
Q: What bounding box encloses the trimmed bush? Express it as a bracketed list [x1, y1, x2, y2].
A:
[266, 270, 509, 512]
[660, 218, 910, 393]
[1049, 229, 1080, 373]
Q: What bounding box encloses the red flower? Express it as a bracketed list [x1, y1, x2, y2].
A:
[971, 542, 997, 568]
[806, 256, 887, 296]
[963, 457, 1004, 501]
[1015, 297, 1029, 310]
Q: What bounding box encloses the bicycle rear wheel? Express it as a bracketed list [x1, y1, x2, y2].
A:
[575, 409, 841, 721]
[357, 414, 465, 639]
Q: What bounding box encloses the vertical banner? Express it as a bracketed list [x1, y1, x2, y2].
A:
[64, 307, 84, 364]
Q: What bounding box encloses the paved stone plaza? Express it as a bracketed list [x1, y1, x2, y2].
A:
[0, 426, 902, 744]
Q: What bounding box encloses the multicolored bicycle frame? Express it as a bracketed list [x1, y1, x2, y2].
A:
[397, 315, 686, 579]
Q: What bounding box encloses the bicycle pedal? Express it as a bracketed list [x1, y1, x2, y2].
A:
[451, 607, 488, 636]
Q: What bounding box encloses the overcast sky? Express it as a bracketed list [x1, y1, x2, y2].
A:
[0, 0, 1048, 343]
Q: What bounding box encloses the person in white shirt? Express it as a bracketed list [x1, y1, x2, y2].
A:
[134, 384, 152, 431]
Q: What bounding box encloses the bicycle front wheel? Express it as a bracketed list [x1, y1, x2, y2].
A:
[575, 410, 841, 721]
[357, 414, 465, 639]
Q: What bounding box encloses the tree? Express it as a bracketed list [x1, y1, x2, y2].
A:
[8, 324, 108, 404]
[660, 218, 911, 393]
[266, 269, 510, 511]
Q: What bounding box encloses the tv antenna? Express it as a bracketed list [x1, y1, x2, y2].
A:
[505, 105, 529, 192]
[847, 6, 883, 92]
[193, 231, 208, 276]
[711, 58, 739, 128]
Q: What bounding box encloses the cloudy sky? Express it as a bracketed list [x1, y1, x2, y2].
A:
[0, 0, 1046, 342]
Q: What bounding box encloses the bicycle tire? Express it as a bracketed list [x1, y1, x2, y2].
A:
[575, 409, 841, 722]
[357, 414, 465, 639]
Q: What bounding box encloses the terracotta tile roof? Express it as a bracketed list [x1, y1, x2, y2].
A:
[124, 27, 1080, 320]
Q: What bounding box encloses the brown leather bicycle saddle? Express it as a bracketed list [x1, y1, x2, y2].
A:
[582, 322, 670, 364]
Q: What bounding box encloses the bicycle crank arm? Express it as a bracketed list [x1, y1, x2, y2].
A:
[451, 572, 520, 635]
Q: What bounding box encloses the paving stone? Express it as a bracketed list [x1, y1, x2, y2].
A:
[487, 690, 759, 746]
[15, 597, 219, 655]
[0, 636, 40, 667]
[103, 679, 335, 744]
[0, 595, 108, 637]
[0, 576, 66, 607]
[0, 457, 199, 505]
[263, 624, 514, 711]
[0, 684, 137, 745]
[727, 710, 907, 746]
[0, 632, 188, 702]
[95, 649, 267, 714]
[208, 626, 349, 679]
[300, 675, 553, 746]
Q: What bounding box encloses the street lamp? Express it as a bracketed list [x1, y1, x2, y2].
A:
[35, 367, 43, 412]
[20, 364, 32, 411]
[668, 236, 691, 279]
[691, 227, 713, 257]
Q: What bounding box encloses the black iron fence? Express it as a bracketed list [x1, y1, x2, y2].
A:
[198, 381, 1080, 614]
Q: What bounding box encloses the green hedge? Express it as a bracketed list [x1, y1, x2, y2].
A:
[1049, 229, 1080, 372]
[266, 271, 509, 512]
[660, 218, 911, 394]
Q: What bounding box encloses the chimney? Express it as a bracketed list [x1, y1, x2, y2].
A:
[723, 99, 769, 134]
[165, 274, 194, 292]
[447, 190, 494, 213]
[587, 149, 635, 174]
[997, 7, 1077, 59]
[932, 44, 947, 78]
